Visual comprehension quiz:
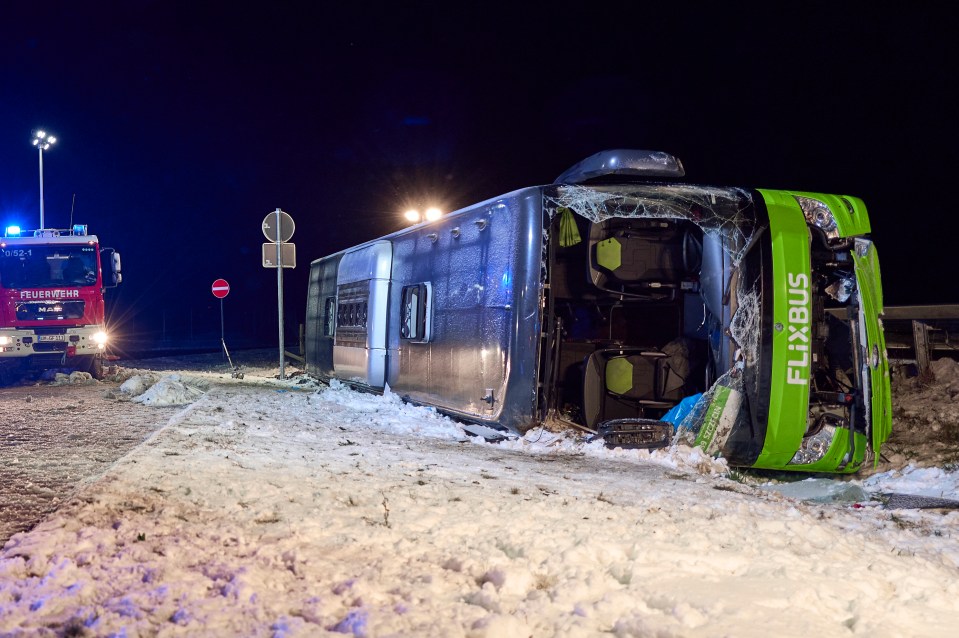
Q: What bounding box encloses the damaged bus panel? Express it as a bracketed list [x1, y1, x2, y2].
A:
[305, 150, 891, 473]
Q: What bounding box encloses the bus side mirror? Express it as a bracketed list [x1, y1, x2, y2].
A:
[101, 248, 122, 287]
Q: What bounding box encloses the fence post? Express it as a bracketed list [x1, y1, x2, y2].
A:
[912, 320, 931, 377]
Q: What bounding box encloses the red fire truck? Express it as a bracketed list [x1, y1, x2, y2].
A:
[0, 224, 121, 384]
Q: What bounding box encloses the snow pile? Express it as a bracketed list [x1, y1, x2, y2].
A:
[318, 380, 467, 440]
[864, 464, 959, 499]
[49, 371, 96, 386]
[118, 374, 158, 396]
[500, 427, 730, 476]
[129, 374, 206, 407]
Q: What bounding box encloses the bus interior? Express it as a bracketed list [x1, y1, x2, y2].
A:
[539, 207, 730, 434]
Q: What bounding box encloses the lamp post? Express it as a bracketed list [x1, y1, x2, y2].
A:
[32, 130, 56, 230]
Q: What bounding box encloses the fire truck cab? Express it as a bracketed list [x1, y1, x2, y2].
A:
[0, 225, 121, 384]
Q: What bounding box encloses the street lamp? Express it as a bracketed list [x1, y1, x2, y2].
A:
[32, 130, 57, 229]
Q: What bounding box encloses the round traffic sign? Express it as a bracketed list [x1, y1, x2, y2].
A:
[262, 209, 295, 242]
[211, 278, 230, 299]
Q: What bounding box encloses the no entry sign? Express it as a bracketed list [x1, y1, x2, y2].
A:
[211, 278, 230, 299]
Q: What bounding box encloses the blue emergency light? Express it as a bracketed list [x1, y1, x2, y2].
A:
[4, 226, 21, 237]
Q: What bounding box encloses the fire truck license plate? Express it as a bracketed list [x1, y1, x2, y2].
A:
[38, 335, 66, 342]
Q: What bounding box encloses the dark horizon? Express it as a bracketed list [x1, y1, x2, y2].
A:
[2, 3, 956, 350]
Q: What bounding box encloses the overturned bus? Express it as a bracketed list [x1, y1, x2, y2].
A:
[305, 150, 891, 473]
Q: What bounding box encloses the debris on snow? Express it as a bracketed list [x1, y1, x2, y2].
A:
[760, 478, 868, 504]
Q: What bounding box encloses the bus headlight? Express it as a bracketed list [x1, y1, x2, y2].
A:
[788, 424, 837, 466]
[92, 331, 109, 348]
[795, 196, 839, 240]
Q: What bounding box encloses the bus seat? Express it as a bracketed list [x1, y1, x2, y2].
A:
[582, 347, 682, 429]
[588, 219, 688, 298]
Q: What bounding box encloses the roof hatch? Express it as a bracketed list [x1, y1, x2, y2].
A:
[554, 149, 685, 184]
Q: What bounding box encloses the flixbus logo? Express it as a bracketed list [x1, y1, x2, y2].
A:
[786, 272, 810, 386]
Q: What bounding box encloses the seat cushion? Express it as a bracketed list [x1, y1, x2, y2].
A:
[605, 355, 656, 399]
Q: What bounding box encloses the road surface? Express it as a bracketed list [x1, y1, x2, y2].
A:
[1, 379, 173, 543]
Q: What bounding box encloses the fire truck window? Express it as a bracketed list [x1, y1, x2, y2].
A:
[64, 257, 85, 283]
[1, 247, 97, 288]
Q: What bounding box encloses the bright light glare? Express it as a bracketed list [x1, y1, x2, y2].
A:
[92, 331, 109, 345]
[425, 207, 442, 221]
[32, 130, 56, 149]
[0, 336, 11, 346]
[5, 226, 21, 236]
[404, 209, 421, 223]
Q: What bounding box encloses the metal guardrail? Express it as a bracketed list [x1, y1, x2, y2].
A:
[881, 305, 959, 374]
[882, 305, 959, 321]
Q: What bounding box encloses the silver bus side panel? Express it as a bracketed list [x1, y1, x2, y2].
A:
[387, 189, 544, 431]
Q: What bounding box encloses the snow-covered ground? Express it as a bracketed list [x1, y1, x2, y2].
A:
[2, 352, 959, 636]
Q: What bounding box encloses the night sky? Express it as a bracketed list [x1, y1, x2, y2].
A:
[1, 3, 956, 352]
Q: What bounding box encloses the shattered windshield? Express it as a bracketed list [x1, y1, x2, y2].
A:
[0, 245, 99, 289]
[544, 184, 757, 262]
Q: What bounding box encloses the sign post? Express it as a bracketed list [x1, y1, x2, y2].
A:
[262, 208, 295, 379]
[211, 279, 242, 378]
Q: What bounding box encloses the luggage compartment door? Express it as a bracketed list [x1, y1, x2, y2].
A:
[334, 241, 392, 387]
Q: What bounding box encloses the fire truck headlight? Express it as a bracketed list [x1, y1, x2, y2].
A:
[92, 331, 109, 346]
[0, 336, 11, 346]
